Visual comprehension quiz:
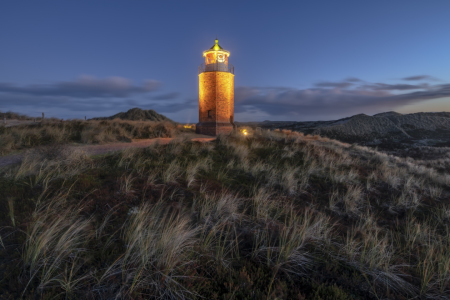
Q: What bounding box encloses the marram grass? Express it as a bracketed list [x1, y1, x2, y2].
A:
[0, 129, 450, 299]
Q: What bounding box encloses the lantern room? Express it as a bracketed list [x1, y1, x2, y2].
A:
[203, 39, 230, 65]
[199, 39, 233, 73]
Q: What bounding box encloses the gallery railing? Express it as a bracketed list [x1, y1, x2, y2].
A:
[199, 63, 234, 74]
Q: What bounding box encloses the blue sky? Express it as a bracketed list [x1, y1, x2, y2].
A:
[1, 1, 450, 122]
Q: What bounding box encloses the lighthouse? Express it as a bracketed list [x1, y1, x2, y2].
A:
[196, 38, 235, 136]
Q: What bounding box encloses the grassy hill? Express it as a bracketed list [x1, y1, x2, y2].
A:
[0, 119, 180, 155]
[313, 112, 450, 141]
[254, 112, 450, 152]
[94, 107, 173, 122]
[1, 130, 449, 299]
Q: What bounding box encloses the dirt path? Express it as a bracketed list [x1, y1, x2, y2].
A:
[0, 136, 215, 168]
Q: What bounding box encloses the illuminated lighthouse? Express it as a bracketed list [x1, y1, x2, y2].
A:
[196, 38, 235, 136]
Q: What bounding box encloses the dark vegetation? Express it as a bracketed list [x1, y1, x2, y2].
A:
[0, 119, 180, 155]
[1, 129, 450, 299]
[0, 111, 34, 121]
[93, 108, 173, 122]
[253, 112, 450, 156]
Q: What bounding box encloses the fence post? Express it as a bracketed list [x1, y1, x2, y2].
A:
[42, 112, 44, 122]
[85, 116, 86, 121]
[3, 117, 5, 125]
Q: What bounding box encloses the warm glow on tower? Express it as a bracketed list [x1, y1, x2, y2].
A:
[196, 39, 235, 136]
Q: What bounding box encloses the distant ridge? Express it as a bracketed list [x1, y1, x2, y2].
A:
[373, 111, 403, 118]
[94, 108, 173, 122]
[313, 112, 450, 141]
[253, 111, 450, 147]
[314, 113, 410, 140]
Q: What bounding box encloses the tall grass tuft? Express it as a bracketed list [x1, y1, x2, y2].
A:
[7, 197, 15, 227]
[2, 126, 450, 298]
[101, 202, 198, 299]
[22, 199, 93, 296]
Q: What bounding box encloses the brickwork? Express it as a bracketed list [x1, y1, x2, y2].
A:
[196, 71, 234, 136]
[198, 72, 217, 122]
[196, 122, 233, 136]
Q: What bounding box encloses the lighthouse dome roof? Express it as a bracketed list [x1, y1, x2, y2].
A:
[203, 38, 230, 57]
[209, 39, 224, 50]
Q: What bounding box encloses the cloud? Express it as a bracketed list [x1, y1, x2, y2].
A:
[361, 83, 426, 90]
[345, 77, 363, 82]
[1, 74, 449, 121]
[0, 93, 194, 113]
[314, 78, 364, 89]
[0, 75, 161, 98]
[402, 75, 439, 81]
[235, 81, 450, 119]
[149, 99, 197, 113]
[314, 80, 425, 91]
[315, 81, 353, 88]
[0, 75, 194, 119]
[151, 92, 180, 100]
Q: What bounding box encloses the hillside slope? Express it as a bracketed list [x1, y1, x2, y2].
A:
[313, 112, 450, 142]
[313, 113, 410, 141]
[1, 131, 450, 299]
[94, 108, 173, 122]
[254, 112, 450, 149]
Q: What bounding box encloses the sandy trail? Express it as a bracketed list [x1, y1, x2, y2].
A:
[0, 136, 215, 168]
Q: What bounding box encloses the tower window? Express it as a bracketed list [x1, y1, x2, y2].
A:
[208, 110, 212, 118]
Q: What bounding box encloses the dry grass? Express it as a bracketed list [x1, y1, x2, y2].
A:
[0, 111, 34, 121]
[101, 202, 198, 299]
[22, 196, 93, 296]
[0, 119, 180, 155]
[1, 129, 450, 299]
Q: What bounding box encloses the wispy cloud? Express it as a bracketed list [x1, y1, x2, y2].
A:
[361, 83, 426, 90]
[150, 92, 180, 100]
[0, 75, 161, 98]
[402, 75, 439, 81]
[0, 75, 185, 118]
[345, 77, 363, 82]
[149, 99, 196, 113]
[1, 74, 449, 121]
[315, 81, 353, 88]
[235, 78, 450, 119]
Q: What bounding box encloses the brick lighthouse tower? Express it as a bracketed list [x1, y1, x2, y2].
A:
[196, 38, 235, 136]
